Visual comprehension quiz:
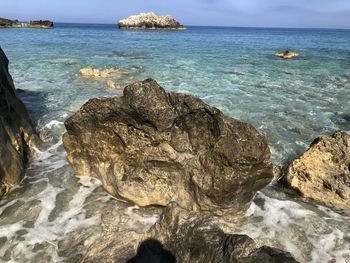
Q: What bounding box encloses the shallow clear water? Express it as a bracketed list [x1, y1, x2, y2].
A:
[0, 24, 349, 262]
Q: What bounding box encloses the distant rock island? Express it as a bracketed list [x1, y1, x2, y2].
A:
[0, 18, 54, 29]
[118, 12, 186, 30]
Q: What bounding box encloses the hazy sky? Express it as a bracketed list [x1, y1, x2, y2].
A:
[1, 0, 350, 28]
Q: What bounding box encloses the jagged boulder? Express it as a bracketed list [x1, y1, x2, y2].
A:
[81, 203, 298, 263]
[63, 79, 273, 216]
[118, 12, 186, 30]
[0, 47, 39, 198]
[284, 131, 350, 210]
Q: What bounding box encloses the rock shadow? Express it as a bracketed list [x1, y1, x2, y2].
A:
[127, 239, 176, 263]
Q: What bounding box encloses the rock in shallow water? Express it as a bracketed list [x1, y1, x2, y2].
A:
[275, 50, 299, 59]
[81, 203, 298, 263]
[63, 79, 273, 216]
[118, 12, 186, 30]
[79, 65, 142, 79]
[0, 47, 39, 198]
[284, 131, 350, 210]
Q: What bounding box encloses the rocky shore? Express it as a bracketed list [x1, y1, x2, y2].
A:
[0, 47, 39, 198]
[0, 18, 54, 28]
[118, 12, 186, 30]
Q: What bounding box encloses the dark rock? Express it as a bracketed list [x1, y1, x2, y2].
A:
[284, 131, 350, 210]
[29, 20, 54, 28]
[0, 18, 21, 27]
[81, 203, 298, 263]
[0, 18, 54, 28]
[0, 47, 39, 198]
[63, 79, 273, 217]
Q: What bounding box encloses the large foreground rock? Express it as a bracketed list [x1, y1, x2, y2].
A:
[81, 203, 298, 263]
[118, 12, 186, 30]
[0, 18, 53, 28]
[0, 47, 39, 197]
[285, 131, 350, 210]
[63, 79, 273, 216]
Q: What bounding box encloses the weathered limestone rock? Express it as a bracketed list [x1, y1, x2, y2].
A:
[0, 47, 39, 198]
[79, 65, 141, 79]
[118, 12, 186, 30]
[0, 18, 54, 28]
[285, 131, 350, 210]
[63, 79, 273, 216]
[275, 50, 299, 59]
[81, 203, 298, 263]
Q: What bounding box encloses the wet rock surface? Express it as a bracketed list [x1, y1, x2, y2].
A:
[81, 203, 298, 263]
[0, 47, 39, 198]
[63, 78, 273, 216]
[284, 131, 350, 210]
[118, 12, 186, 30]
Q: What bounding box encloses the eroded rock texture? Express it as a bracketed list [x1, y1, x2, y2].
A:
[285, 131, 350, 210]
[81, 203, 298, 263]
[0, 47, 38, 197]
[63, 79, 273, 216]
[118, 12, 186, 30]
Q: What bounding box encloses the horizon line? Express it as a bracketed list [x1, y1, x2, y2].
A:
[52, 21, 350, 30]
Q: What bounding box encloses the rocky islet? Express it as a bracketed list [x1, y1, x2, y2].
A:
[118, 12, 186, 30]
[0, 18, 54, 28]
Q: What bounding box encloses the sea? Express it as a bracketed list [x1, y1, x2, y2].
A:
[0, 23, 349, 262]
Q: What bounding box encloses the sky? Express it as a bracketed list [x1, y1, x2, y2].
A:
[1, 0, 350, 29]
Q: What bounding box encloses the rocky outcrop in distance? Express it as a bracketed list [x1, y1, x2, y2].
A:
[0, 18, 54, 29]
[284, 131, 350, 210]
[81, 203, 298, 263]
[0, 47, 39, 198]
[275, 50, 299, 59]
[118, 12, 186, 30]
[63, 79, 273, 217]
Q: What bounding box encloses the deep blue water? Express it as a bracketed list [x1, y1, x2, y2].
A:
[0, 24, 349, 263]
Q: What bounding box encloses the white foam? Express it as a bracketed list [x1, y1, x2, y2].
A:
[231, 192, 350, 262]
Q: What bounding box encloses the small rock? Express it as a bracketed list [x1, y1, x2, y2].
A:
[275, 50, 300, 59]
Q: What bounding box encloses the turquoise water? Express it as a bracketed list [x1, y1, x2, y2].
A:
[0, 24, 349, 262]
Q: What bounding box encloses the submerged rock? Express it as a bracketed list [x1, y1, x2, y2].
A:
[81, 203, 298, 263]
[118, 12, 186, 30]
[0, 47, 39, 198]
[79, 65, 141, 79]
[275, 50, 299, 59]
[284, 131, 350, 210]
[0, 18, 54, 28]
[63, 79, 273, 217]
